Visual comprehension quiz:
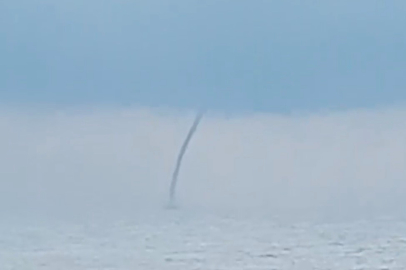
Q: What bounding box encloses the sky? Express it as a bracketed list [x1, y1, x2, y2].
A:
[1, 1, 406, 222]
[1, 0, 406, 112]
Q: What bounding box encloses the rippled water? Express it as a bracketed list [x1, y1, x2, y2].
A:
[2, 212, 406, 269]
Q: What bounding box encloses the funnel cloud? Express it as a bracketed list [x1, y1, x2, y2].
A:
[169, 110, 205, 208]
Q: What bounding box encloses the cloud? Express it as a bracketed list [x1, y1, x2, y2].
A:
[1, 105, 405, 221]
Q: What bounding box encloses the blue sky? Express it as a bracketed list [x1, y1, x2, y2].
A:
[1, 0, 406, 113]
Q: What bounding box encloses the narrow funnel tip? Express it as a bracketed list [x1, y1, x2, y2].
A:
[165, 199, 178, 210]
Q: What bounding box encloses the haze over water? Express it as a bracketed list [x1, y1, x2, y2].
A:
[1, 106, 406, 221]
[2, 106, 406, 269]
